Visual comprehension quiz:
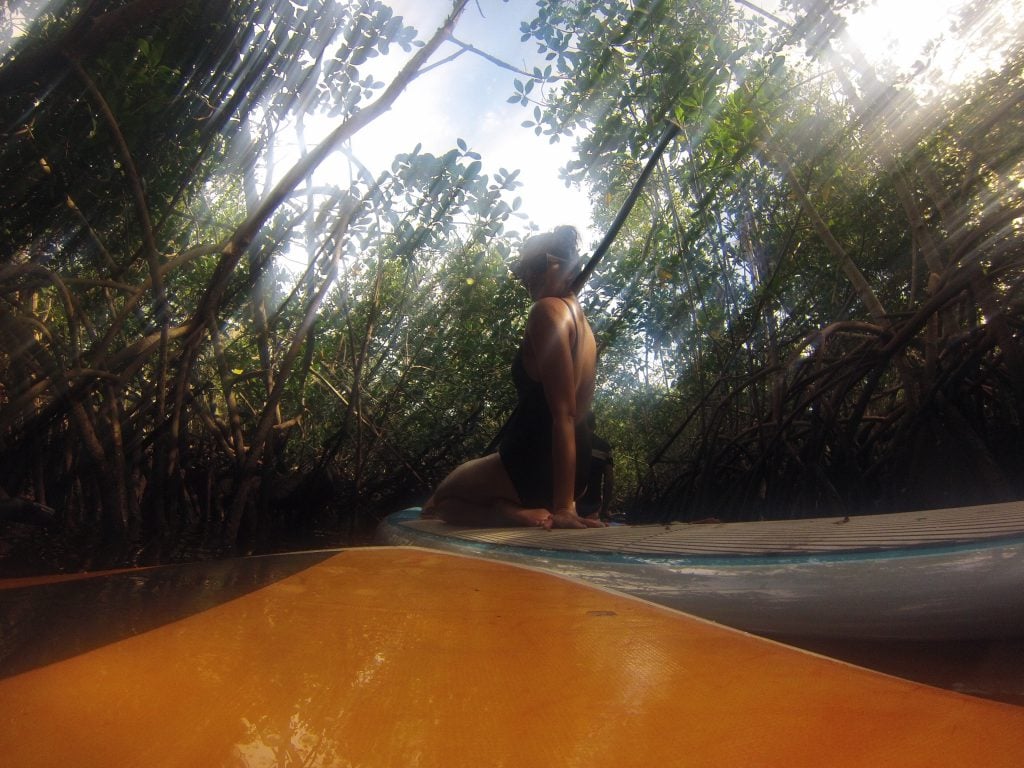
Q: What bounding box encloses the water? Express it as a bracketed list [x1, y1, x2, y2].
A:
[777, 635, 1024, 706]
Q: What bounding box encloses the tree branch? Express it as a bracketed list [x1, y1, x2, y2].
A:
[418, 33, 535, 80]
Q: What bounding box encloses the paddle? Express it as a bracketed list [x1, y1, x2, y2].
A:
[569, 120, 682, 295]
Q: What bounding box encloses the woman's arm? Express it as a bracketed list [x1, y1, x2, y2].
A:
[524, 298, 583, 525]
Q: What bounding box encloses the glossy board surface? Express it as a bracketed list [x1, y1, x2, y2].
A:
[1, 547, 1023, 767]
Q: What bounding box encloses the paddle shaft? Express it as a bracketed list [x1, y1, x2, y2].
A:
[570, 120, 682, 294]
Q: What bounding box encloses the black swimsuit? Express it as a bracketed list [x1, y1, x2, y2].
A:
[498, 299, 591, 509]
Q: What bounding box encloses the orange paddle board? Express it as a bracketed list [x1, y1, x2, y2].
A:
[1, 546, 1022, 766]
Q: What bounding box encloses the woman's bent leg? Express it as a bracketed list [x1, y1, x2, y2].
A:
[422, 454, 552, 528]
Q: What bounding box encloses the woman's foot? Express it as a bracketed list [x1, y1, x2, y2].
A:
[514, 508, 554, 529]
[497, 503, 553, 529]
[551, 511, 606, 528]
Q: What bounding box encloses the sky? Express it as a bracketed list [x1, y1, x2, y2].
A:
[841, 0, 1021, 94]
[308, 0, 596, 243]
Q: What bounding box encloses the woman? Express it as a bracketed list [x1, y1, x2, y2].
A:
[422, 226, 605, 529]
